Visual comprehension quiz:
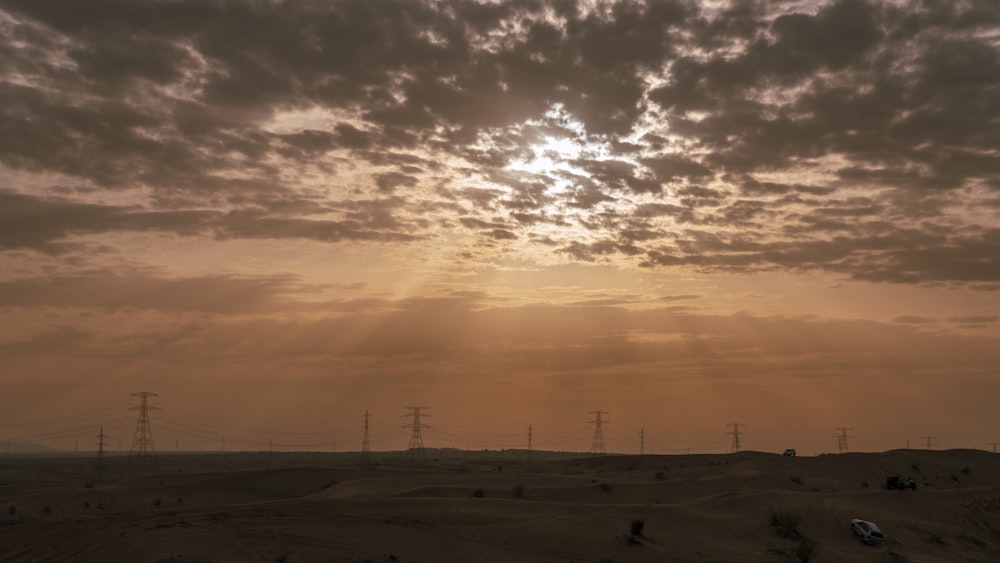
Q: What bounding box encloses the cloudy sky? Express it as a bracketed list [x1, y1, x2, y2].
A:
[1, 0, 999, 454]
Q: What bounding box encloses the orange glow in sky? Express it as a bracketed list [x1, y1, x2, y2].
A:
[1, 0, 998, 455]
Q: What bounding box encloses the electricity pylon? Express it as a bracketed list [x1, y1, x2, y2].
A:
[589, 410, 609, 454]
[921, 436, 937, 450]
[727, 423, 743, 453]
[402, 407, 430, 457]
[361, 410, 371, 465]
[527, 424, 533, 459]
[96, 425, 107, 474]
[128, 392, 159, 458]
[836, 427, 854, 453]
[640, 428, 645, 455]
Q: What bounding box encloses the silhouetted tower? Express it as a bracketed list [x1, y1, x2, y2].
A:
[836, 427, 853, 453]
[128, 392, 159, 457]
[527, 424, 533, 459]
[96, 425, 107, 473]
[403, 407, 430, 457]
[361, 410, 371, 464]
[989, 442, 999, 454]
[640, 428, 645, 455]
[589, 411, 609, 454]
[727, 423, 743, 453]
[921, 436, 936, 450]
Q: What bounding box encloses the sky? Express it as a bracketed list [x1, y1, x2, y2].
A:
[1, 0, 999, 455]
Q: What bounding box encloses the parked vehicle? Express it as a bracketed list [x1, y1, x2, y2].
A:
[885, 474, 918, 490]
[851, 519, 885, 545]
[782, 448, 796, 456]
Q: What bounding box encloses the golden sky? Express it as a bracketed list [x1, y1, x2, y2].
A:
[1, 0, 999, 454]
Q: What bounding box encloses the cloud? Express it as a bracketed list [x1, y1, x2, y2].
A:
[0, 0, 997, 284]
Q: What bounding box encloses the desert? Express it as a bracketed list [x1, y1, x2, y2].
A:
[2, 448, 999, 562]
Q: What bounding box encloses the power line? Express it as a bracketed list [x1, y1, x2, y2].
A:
[921, 436, 937, 450]
[402, 407, 430, 458]
[588, 410, 609, 454]
[640, 428, 645, 455]
[128, 392, 159, 458]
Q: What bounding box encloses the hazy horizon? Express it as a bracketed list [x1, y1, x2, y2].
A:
[1, 0, 998, 455]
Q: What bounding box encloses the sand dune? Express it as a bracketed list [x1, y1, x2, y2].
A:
[1, 449, 999, 562]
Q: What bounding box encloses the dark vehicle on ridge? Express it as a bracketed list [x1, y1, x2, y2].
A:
[885, 474, 917, 490]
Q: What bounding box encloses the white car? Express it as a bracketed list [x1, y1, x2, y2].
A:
[850, 519, 885, 545]
[782, 448, 796, 456]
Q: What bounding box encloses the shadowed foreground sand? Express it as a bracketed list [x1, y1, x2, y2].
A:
[2, 449, 999, 562]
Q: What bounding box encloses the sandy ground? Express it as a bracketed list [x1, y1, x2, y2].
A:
[1, 449, 999, 562]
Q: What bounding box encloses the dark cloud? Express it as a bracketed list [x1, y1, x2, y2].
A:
[0, 190, 215, 252]
[0, 0, 997, 284]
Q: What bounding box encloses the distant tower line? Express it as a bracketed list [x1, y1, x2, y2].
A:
[527, 424, 533, 458]
[403, 407, 430, 457]
[921, 436, 937, 450]
[727, 423, 743, 453]
[588, 410, 609, 454]
[989, 442, 999, 454]
[128, 391, 159, 458]
[361, 410, 371, 464]
[836, 427, 854, 453]
[640, 428, 645, 456]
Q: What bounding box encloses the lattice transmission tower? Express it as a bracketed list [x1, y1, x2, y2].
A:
[589, 410, 609, 454]
[361, 410, 371, 465]
[727, 423, 743, 453]
[836, 427, 854, 453]
[96, 425, 107, 474]
[402, 407, 430, 457]
[128, 391, 159, 458]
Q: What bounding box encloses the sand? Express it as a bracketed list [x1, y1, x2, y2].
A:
[1, 449, 999, 562]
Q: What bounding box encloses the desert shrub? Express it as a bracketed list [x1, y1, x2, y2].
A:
[154, 498, 161, 507]
[951, 474, 960, 482]
[927, 531, 947, 545]
[8, 505, 15, 515]
[957, 533, 985, 547]
[961, 466, 972, 476]
[911, 463, 921, 472]
[598, 483, 612, 492]
[388, 556, 399, 562]
[83, 482, 94, 489]
[862, 481, 869, 488]
[790, 475, 803, 485]
[83, 501, 90, 509]
[769, 510, 803, 540]
[630, 518, 645, 536]
[795, 538, 819, 562]
[472, 488, 485, 498]
[654, 471, 665, 480]
[511, 484, 525, 498]
[41, 505, 51, 514]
